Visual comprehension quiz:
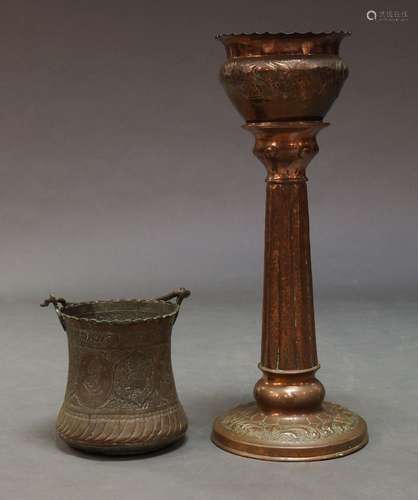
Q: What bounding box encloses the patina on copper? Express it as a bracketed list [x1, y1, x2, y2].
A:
[211, 32, 368, 461]
[41, 288, 190, 455]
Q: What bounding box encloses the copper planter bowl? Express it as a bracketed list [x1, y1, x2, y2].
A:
[42, 288, 190, 455]
[217, 32, 349, 122]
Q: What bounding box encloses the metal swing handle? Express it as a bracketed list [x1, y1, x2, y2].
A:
[156, 288, 191, 306]
[40, 294, 68, 330]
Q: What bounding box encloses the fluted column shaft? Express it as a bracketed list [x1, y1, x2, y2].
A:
[261, 179, 317, 372]
[245, 121, 327, 412]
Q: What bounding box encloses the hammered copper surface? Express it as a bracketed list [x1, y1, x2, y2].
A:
[41, 288, 190, 455]
[217, 32, 349, 122]
[212, 32, 368, 461]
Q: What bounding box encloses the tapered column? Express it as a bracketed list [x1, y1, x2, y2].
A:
[248, 121, 325, 372]
[262, 178, 317, 371]
[246, 121, 327, 413]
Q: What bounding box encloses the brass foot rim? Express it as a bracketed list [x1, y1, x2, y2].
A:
[211, 401, 368, 462]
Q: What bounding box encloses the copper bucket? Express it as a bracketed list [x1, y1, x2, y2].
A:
[41, 288, 190, 455]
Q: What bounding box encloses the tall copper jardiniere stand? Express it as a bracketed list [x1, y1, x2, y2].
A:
[211, 32, 368, 461]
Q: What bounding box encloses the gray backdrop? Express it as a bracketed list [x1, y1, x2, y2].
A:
[1, 0, 417, 300]
[1, 1, 417, 499]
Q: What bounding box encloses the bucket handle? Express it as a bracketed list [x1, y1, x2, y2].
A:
[41, 294, 67, 330]
[156, 288, 191, 306]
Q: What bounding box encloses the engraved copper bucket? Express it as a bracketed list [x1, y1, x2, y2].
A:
[41, 288, 190, 455]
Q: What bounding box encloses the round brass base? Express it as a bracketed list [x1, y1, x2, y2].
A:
[212, 401, 368, 461]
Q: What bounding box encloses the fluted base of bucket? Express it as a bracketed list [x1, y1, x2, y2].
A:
[56, 404, 187, 455]
[65, 435, 186, 456]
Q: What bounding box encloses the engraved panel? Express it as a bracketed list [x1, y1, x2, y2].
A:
[76, 352, 113, 408]
[113, 351, 154, 408]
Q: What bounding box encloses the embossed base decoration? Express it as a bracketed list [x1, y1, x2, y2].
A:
[212, 402, 368, 461]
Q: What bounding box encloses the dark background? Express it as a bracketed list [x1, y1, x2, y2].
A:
[1, 2, 417, 500]
[1, 0, 417, 301]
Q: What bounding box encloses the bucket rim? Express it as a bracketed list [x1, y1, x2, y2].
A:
[58, 298, 179, 325]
